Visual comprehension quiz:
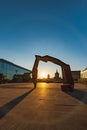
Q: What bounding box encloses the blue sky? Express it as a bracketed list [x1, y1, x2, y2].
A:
[0, 0, 87, 77]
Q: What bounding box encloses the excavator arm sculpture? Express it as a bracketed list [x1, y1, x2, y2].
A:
[32, 55, 74, 91]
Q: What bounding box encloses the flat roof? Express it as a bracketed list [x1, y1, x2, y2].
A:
[0, 59, 31, 72]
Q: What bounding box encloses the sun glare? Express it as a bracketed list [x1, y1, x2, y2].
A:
[40, 72, 47, 79]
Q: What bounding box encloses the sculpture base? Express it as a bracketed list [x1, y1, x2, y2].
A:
[61, 84, 73, 92]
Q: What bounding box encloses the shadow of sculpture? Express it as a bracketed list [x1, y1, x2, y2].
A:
[0, 86, 32, 89]
[0, 87, 35, 119]
[65, 89, 87, 104]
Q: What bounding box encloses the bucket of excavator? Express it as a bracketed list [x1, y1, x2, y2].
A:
[61, 84, 74, 92]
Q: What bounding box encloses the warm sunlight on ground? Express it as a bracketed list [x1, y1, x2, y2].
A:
[40, 72, 47, 79]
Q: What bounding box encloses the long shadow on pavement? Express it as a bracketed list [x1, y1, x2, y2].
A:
[0, 87, 35, 119]
[65, 89, 87, 104]
[0, 86, 32, 89]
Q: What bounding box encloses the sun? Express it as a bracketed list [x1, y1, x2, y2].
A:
[40, 72, 47, 79]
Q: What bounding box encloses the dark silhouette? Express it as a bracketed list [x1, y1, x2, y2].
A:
[32, 55, 74, 91]
[0, 88, 35, 119]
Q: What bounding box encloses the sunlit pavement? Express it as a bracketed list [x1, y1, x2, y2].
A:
[0, 83, 87, 130]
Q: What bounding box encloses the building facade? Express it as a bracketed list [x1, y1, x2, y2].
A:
[81, 68, 87, 79]
[54, 70, 59, 80]
[71, 71, 80, 81]
[0, 59, 31, 81]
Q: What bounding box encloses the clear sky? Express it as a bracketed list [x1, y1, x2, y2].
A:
[0, 0, 87, 77]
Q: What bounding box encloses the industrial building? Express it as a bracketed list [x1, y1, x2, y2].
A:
[71, 71, 80, 81]
[0, 59, 31, 82]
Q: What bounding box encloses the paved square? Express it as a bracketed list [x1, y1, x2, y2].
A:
[0, 83, 87, 130]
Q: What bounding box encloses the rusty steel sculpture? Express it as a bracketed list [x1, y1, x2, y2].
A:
[32, 55, 74, 91]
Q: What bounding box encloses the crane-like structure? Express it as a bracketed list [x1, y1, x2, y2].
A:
[32, 55, 74, 91]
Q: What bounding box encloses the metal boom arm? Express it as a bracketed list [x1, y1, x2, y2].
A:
[32, 55, 74, 91]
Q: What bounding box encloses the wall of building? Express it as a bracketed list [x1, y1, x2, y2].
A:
[81, 68, 87, 79]
[71, 71, 80, 81]
[0, 59, 31, 81]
